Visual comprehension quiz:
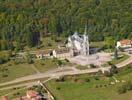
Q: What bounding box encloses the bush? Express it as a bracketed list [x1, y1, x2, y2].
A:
[124, 81, 132, 91]
[56, 87, 61, 90]
[2, 74, 8, 77]
[55, 76, 66, 82]
[94, 76, 99, 80]
[103, 71, 112, 77]
[89, 64, 96, 68]
[47, 43, 52, 47]
[117, 81, 132, 94]
[85, 78, 90, 82]
[117, 86, 126, 94]
[65, 59, 70, 62]
[110, 64, 118, 74]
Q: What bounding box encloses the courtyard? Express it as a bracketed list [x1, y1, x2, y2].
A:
[68, 52, 112, 66]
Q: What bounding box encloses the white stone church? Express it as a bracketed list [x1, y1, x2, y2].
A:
[67, 26, 90, 56]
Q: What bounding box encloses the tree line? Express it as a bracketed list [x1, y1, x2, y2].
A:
[0, 0, 132, 51]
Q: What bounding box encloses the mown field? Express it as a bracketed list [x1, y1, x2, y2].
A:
[46, 64, 132, 100]
[0, 63, 36, 83]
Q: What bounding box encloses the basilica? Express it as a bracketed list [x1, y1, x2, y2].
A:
[67, 26, 90, 56]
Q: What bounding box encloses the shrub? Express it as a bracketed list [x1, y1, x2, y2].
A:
[56, 87, 61, 90]
[95, 85, 99, 88]
[55, 76, 66, 82]
[89, 64, 96, 68]
[117, 81, 132, 94]
[103, 71, 112, 77]
[47, 43, 52, 47]
[65, 59, 70, 62]
[85, 78, 90, 82]
[94, 76, 99, 80]
[117, 86, 126, 94]
[2, 74, 8, 77]
[110, 64, 118, 74]
[124, 81, 132, 91]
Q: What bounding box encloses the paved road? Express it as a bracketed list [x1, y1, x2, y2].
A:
[0, 52, 131, 88]
[0, 77, 55, 91]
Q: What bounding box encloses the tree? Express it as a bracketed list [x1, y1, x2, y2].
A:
[105, 37, 115, 50]
[57, 60, 63, 67]
[114, 47, 118, 59]
[0, 0, 131, 51]
[110, 64, 118, 74]
[117, 86, 126, 94]
[26, 53, 34, 64]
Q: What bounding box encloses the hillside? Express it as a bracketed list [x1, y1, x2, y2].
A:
[0, 0, 132, 50]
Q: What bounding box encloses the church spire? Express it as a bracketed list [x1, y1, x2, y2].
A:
[84, 24, 87, 35]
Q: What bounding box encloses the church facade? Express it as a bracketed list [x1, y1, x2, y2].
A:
[67, 26, 90, 56]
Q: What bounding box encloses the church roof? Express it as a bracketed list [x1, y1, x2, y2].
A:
[55, 48, 70, 54]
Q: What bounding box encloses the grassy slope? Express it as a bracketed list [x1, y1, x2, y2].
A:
[0, 87, 26, 99]
[110, 54, 129, 64]
[0, 63, 36, 83]
[34, 59, 58, 73]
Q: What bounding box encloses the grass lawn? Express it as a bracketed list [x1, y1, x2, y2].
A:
[46, 65, 132, 100]
[76, 65, 88, 70]
[34, 59, 58, 73]
[0, 87, 26, 99]
[110, 54, 129, 64]
[34, 58, 72, 73]
[90, 41, 105, 48]
[0, 63, 36, 83]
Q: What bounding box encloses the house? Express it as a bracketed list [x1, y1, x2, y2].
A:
[36, 50, 52, 59]
[117, 39, 132, 48]
[13, 90, 42, 100]
[36, 47, 74, 59]
[53, 48, 73, 59]
[0, 96, 8, 100]
[101, 67, 111, 74]
[26, 90, 42, 100]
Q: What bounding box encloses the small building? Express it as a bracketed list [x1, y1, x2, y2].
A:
[101, 67, 111, 74]
[26, 90, 42, 100]
[53, 48, 73, 59]
[36, 47, 74, 60]
[117, 39, 132, 48]
[13, 90, 42, 100]
[36, 50, 52, 59]
[0, 96, 8, 100]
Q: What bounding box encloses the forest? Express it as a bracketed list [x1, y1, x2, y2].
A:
[0, 0, 132, 51]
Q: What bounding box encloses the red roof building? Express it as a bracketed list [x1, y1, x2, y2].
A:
[27, 90, 38, 99]
[117, 39, 132, 48]
[36, 50, 52, 59]
[120, 39, 132, 46]
[0, 96, 8, 100]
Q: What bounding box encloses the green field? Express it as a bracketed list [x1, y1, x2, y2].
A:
[110, 54, 129, 64]
[46, 65, 132, 100]
[33, 59, 58, 73]
[0, 87, 26, 99]
[34, 58, 72, 73]
[0, 63, 36, 83]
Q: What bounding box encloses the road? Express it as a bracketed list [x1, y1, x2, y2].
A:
[0, 52, 132, 89]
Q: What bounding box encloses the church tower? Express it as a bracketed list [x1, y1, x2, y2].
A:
[82, 25, 89, 56]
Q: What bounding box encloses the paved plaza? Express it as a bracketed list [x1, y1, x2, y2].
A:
[68, 52, 112, 66]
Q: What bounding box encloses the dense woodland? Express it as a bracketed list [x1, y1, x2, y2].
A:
[0, 0, 132, 51]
